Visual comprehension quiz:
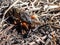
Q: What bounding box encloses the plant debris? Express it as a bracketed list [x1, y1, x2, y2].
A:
[0, 0, 60, 45]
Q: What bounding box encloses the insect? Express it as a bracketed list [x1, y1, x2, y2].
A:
[6, 8, 39, 38]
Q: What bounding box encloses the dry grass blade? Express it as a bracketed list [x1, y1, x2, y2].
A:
[0, 25, 14, 35]
[0, 0, 20, 27]
[0, 0, 60, 45]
